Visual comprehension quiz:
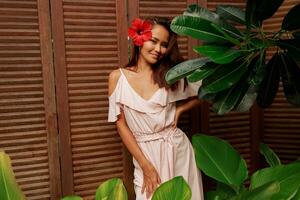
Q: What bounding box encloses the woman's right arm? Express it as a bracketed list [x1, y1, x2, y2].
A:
[108, 70, 161, 198]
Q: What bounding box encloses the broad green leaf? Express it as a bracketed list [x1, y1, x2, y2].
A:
[256, 53, 280, 108]
[244, 181, 280, 200]
[245, 0, 259, 30]
[171, 15, 229, 43]
[198, 87, 217, 102]
[255, 0, 284, 21]
[251, 50, 266, 87]
[212, 73, 250, 115]
[0, 151, 26, 200]
[282, 4, 300, 30]
[192, 134, 248, 188]
[61, 196, 83, 200]
[152, 176, 191, 200]
[235, 84, 257, 112]
[215, 181, 237, 199]
[259, 143, 281, 167]
[210, 23, 242, 45]
[165, 57, 209, 85]
[205, 191, 227, 200]
[277, 39, 300, 62]
[250, 162, 300, 200]
[250, 38, 266, 48]
[202, 59, 247, 93]
[184, 4, 220, 24]
[216, 5, 245, 25]
[187, 62, 220, 82]
[193, 45, 241, 64]
[183, 4, 243, 41]
[292, 188, 300, 200]
[95, 178, 128, 200]
[279, 53, 300, 106]
[293, 31, 300, 39]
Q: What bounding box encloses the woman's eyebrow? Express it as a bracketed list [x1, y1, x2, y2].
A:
[152, 36, 168, 44]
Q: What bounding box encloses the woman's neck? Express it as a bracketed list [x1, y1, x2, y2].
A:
[136, 58, 152, 74]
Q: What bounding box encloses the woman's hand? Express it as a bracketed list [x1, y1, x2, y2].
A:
[141, 161, 161, 198]
[172, 106, 183, 129]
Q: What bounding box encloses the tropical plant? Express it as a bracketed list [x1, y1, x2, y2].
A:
[62, 176, 191, 200]
[166, 1, 300, 114]
[192, 134, 300, 200]
[0, 151, 26, 200]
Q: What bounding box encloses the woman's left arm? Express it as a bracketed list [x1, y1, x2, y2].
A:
[172, 97, 202, 128]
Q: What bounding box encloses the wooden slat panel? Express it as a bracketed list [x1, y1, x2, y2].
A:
[60, 0, 124, 199]
[0, 0, 60, 199]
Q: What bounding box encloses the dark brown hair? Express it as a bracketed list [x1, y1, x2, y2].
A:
[124, 17, 184, 90]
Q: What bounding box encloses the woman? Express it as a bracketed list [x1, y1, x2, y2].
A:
[108, 17, 204, 200]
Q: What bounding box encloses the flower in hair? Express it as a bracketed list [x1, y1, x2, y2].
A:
[128, 18, 152, 46]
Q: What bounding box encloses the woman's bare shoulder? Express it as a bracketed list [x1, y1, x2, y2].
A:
[108, 69, 121, 96]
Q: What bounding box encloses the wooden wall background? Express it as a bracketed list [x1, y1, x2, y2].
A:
[0, 0, 299, 199]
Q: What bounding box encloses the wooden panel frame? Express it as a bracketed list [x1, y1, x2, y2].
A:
[38, 0, 62, 199]
[50, 0, 74, 196]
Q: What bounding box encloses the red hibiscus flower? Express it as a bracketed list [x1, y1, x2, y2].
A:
[128, 18, 152, 46]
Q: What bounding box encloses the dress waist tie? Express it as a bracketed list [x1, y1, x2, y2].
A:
[133, 127, 182, 181]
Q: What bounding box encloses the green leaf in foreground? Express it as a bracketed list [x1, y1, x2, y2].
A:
[152, 176, 191, 200]
[0, 151, 26, 200]
[95, 178, 127, 200]
[192, 134, 248, 188]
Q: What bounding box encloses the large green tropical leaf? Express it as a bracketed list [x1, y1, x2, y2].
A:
[234, 84, 257, 112]
[245, 0, 259, 29]
[198, 87, 217, 102]
[183, 4, 242, 41]
[256, 53, 280, 108]
[0, 151, 26, 200]
[259, 143, 281, 167]
[277, 39, 300, 62]
[202, 58, 247, 93]
[243, 181, 280, 200]
[254, 0, 284, 21]
[165, 57, 209, 85]
[193, 45, 241, 64]
[187, 62, 220, 82]
[205, 191, 227, 200]
[282, 4, 300, 30]
[216, 5, 246, 25]
[152, 176, 191, 200]
[192, 134, 248, 188]
[61, 196, 83, 200]
[95, 178, 128, 200]
[292, 188, 300, 200]
[183, 4, 220, 24]
[293, 31, 300, 39]
[250, 162, 300, 200]
[212, 76, 250, 115]
[170, 15, 228, 43]
[278, 53, 300, 106]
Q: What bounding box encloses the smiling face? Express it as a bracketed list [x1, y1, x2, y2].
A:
[139, 24, 170, 65]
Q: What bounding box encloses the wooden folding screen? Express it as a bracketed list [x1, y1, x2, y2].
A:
[51, 0, 127, 199]
[1, 0, 299, 200]
[0, 0, 61, 199]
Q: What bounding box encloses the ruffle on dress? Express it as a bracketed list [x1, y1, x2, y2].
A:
[108, 68, 202, 122]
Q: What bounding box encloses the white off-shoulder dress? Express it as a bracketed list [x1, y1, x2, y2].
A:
[108, 68, 204, 200]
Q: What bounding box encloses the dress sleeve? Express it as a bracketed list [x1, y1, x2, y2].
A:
[108, 92, 122, 122]
[168, 79, 202, 102]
